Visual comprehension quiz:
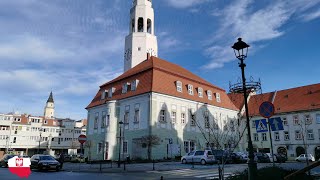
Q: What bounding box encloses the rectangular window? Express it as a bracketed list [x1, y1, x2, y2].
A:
[159, 110, 166, 123]
[98, 143, 103, 153]
[317, 114, 320, 124]
[190, 141, 195, 152]
[307, 130, 314, 140]
[181, 113, 185, 124]
[274, 132, 280, 141]
[188, 84, 193, 95]
[190, 112, 196, 126]
[198, 87, 203, 98]
[176, 81, 182, 92]
[293, 115, 299, 125]
[134, 109, 140, 123]
[184, 141, 189, 153]
[205, 116, 210, 128]
[101, 90, 107, 100]
[124, 111, 129, 124]
[254, 133, 259, 141]
[101, 111, 106, 128]
[262, 133, 267, 141]
[216, 93, 221, 102]
[131, 80, 136, 91]
[305, 114, 312, 125]
[94, 112, 99, 129]
[171, 111, 176, 124]
[295, 130, 302, 140]
[122, 141, 128, 154]
[13, 137, 16, 143]
[207, 90, 212, 100]
[106, 115, 110, 127]
[282, 117, 288, 125]
[122, 83, 127, 94]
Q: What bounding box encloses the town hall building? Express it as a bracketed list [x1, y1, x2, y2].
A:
[85, 0, 239, 161]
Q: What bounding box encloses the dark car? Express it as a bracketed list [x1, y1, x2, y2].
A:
[0, 154, 15, 168]
[255, 152, 270, 163]
[211, 150, 232, 164]
[275, 154, 287, 163]
[230, 152, 247, 163]
[30, 154, 61, 171]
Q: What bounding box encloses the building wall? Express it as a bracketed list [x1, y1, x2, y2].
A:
[86, 92, 239, 160]
[244, 110, 320, 160]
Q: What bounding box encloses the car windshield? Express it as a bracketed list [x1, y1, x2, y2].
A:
[207, 151, 213, 155]
[40, 156, 55, 161]
[6, 155, 14, 159]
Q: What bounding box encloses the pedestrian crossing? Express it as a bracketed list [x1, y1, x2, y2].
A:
[147, 169, 235, 179]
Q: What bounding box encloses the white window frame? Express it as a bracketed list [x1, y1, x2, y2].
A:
[176, 81, 182, 92]
[254, 133, 259, 141]
[94, 112, 99, 129]
[307, 129, 314, 140]
[122, 83, 128, 94]
[282, 117, 288, 125]
[316, 114, 320, 124]
[274, 132, 280, 141]
[171, 111, 176, 124]
[305, 114, 312, 125]
[101, 111, 106, 128]
[101, 90, 107, 100]
[295, 130, 302, 140]
[181, 112, 185, 124]
[188, 84, 193, 95]
[131, 80, 139, 91]
[198, 87, 203, 98]
[207, 90, 212, 100]
[215, 93, 221, 102]
[262, 133, 267, 141]
[159, 110, 166, 123]
[122, 141, 128, 154]
[134, 109, 140, 123]
[293, 115, 299, 125]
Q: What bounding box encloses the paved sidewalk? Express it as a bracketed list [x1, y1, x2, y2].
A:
[63, 161, 221, 173]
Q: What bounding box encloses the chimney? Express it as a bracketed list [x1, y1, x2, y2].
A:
[147, 53, 150, 60]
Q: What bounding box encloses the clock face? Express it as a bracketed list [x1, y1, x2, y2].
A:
[147, 48, 156, 57]
[124, 49, 132, 61]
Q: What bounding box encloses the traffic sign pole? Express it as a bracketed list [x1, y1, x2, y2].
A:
[267, 118, 275, 167]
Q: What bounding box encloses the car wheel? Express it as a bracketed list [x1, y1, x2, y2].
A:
[56, 166, 60, 172]
[182, 159, 187, 164]
[38, 166, 43, 171]
[201, 159, 206, 165]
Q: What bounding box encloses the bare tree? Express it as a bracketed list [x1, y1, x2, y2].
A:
[137, 135, 161, 160]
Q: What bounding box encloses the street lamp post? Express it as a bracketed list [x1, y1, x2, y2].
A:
[232, 38, 257, 180]
[38, 128, 43, 154]
[118, 121, 123, 168]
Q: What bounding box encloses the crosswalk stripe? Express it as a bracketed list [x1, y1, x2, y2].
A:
[146, 169, 234, 179]
[195, 173, 220, 178]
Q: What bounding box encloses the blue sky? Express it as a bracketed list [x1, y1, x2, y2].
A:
[0, 0, 319, 119]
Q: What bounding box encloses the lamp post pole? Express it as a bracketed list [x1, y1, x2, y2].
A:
[232, 38, 257, 180]
[38, 131, 42, 154]
[118, 121, 123, 168]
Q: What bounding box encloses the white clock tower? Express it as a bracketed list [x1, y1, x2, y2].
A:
[124, 0, 158, 72]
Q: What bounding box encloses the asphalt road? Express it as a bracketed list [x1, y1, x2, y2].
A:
[1, 162, 319, 180]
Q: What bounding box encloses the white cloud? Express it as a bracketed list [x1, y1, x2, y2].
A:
[203, 0, 320, 69]
[165, 0, 210, 9]
[301, 8, 320, 21]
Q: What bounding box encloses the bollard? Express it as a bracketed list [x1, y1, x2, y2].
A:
[124, 160, 126, 171]
[100, 161, 102, 172]
[160, 176, 163, 180]
[192, 158, 194, 169]
[153, 159, 155, 171]
[111, 161, 112, 168]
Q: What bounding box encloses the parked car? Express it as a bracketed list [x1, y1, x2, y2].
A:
[211, 150, 232, 164]
[266, 153, 277, 162]
[181, 150, 216, 165]
[231, 152, 247, 163]
[30, 154, 61, 171]
[255, 152, 270, 163]
[0, 154, 15, 168]
[295, 154, 315, 162]
[274, 154, 287, 163]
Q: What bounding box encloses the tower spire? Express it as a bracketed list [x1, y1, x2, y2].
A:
[47, 91, 54, 103]
[124, 0, 158, 72]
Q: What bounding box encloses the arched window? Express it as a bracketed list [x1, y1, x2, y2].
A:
[131, 18, 135, 32]
[147, 19, 152, 34]
[138, 17, 144, 32]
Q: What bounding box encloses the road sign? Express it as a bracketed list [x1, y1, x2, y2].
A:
[255, 119, 268, 133]
[259, 101, 275, 118]
[169, 138, 173, 144]
[78, 134, 87, 144]
[269, 117, 284, 131]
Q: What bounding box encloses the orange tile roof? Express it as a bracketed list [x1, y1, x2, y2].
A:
[87, 56, 238, 110]
[246, 83, 320, 116]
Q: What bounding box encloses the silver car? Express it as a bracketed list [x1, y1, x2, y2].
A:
[181, 150, 216, 165]
[295, 154, 315, 162]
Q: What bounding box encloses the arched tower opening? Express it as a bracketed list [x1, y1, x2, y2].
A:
[147, 19, 152, 34]
[138, 17, 144, 32]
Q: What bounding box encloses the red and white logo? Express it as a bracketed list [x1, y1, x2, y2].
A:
[8, 156, 31, 178]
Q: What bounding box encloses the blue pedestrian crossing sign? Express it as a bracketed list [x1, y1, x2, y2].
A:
[255, 119, 268, 133]
[269, 117, 284, 131]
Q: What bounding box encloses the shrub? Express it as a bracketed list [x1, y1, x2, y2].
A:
[227, 166, 313, 180]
